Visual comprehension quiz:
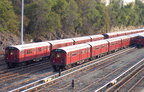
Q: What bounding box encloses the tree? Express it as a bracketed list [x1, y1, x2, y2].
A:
[0, 0, 19, 33]
[25, 0, 61, 37]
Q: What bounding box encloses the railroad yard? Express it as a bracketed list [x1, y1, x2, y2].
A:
[1, 1, 144, 92]
[0, 47, 143, 92]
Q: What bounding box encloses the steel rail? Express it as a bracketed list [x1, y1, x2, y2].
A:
[113, 67, 144, 92]
[9, 47, 135, 92]
[94, 58, 144, 92]
[127, 76, 144, 92]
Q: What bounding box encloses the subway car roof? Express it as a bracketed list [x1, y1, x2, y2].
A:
[127, 34, 139, 37]
[105, 37, 121, 42]
[48, 38, 73, 45]
[88, 40, 108, 46]
[138, 34, 144, 37]
[6, 42, 50, 50]
[119, 35, 131, 39]
[117, 31, 126, 33]
[137, 32, 144, 35]
[71, 36, 91, 41]
[53, 44, 90, 53]
[89, 34, 104, 38]
[103, 32, 118, 36]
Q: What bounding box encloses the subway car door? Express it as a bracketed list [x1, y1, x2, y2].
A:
[8, 49, 18, 62]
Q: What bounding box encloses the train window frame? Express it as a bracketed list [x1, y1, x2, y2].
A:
[95, 47, 99, 50]
[72, 52, 77, 56]
[10, 50, 14, 55]
[81, 50, 85, 54]
[38, 48, 42, 52]
[27, 49, 32, 54]
[57, 53, 61, 57]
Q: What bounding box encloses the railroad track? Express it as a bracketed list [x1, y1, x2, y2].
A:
[93, 58, 144, 92]
[9, 47, 138, 92]
[73, 50, 144, 92]
[105, 63, 144, 92]
[0, 62, 50, 82]
[0, 61, 54, 92]
[127, 75, 144, 92]
[0, 60, 48, 73]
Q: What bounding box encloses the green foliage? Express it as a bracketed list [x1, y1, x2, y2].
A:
[0, 0, 19, 33]
[25, 0, 61, 37]
[1, 0, 144, 38]
[107, 0, 144, 28]
[62, 0, 82, 32]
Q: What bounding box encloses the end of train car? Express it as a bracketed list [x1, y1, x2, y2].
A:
[5, 42, 50, 68]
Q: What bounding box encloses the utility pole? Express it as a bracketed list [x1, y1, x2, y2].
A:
[120, 0, 123, 8]
[21, 0, 24, 44]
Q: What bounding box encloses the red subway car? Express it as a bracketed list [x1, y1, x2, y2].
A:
[137, 33, 144, 48]
[5, 29, 144, 68]
[128, 34, 139, 45]
[89, 34, 104, 41]
[71, 36, 91, 44]
[5, 42, 50, 68]
[50, 44, 91, 70]
[106, 37, 122, 52]
[50, 34, 140, 71]
[88, 40, 108, 59]
[103, 32, 118, 39]
[48, 39, 74, 50]
[120, 36, 131, 48]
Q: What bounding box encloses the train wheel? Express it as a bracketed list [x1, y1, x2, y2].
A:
[56, 66, 60, 71]
[7, 62, 12, 68]
[89, 58, 92, 61]
[20, 62, 26, 66]
[7, 62, 14, 68]
[72, 63, 76, 67]
[65, 66, 68, 70]
[65, 65, 71, 70]
[85, 59, 88, 62]
[52, 66, 58, 71]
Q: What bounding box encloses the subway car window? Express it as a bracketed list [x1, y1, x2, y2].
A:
[10, 50, 14, 55]
[57, 53, 61, 57]
[96, 47, 99, 50]
[27, 50, 32, 54]
[72, 52, 77, 56]
[38, 48, 42, 52]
